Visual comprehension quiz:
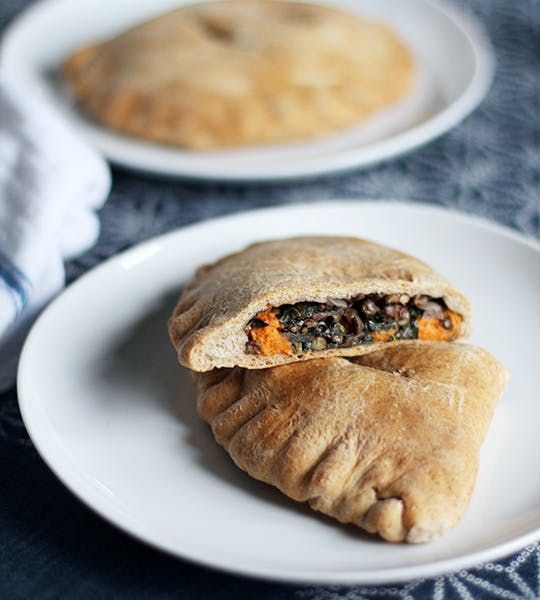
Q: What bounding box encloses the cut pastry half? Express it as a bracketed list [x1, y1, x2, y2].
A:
[61, 0, 414, 149]
[192, 342, 507, 543]
[168, 236, 471, 371]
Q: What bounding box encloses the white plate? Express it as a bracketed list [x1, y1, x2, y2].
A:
[1, 0, 494, 181]
[18, 201, 540, 584]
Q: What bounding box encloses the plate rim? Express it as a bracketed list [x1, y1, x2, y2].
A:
[17, 200, 540, 585]
[1, 0, 495, 181]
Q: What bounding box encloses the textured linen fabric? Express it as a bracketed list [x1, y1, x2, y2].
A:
[1, 0, 539, 598]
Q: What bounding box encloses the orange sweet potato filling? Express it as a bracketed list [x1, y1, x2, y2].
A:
[371, 328, 399, 343]
[248, 306, 462, 355]
[417, 310, 462, 342]
[248, 309, 293, 356]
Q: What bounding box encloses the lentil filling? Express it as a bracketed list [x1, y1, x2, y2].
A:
[246, 294, 462, 356]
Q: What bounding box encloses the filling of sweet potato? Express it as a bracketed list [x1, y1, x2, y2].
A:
[246, 294, 462, 356]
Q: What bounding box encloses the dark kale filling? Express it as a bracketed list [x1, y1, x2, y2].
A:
[271, 294, 449, 352]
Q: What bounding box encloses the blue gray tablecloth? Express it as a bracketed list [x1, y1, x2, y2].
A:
[1, 0, 539, 597]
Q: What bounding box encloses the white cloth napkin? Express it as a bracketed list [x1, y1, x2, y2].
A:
[0, 80, 111, 391]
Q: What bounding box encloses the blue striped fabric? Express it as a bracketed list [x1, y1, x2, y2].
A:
[0, 249, 30, 315]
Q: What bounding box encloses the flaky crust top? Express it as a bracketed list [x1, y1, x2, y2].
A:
[168, 236, 472, 371]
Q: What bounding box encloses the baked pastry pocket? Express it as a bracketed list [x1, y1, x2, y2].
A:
[193, 342, 507, 543]
[61, 0, 414, 149]
[169, 236, 471, 371]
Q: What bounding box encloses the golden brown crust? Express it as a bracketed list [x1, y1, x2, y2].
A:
[62, 0, 414, 149]
[192, 343, 508, 542]
[168, 236, 472, 371]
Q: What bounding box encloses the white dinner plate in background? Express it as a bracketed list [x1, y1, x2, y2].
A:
[1, 0, 494, 180]
[18, 201, 540, 584]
